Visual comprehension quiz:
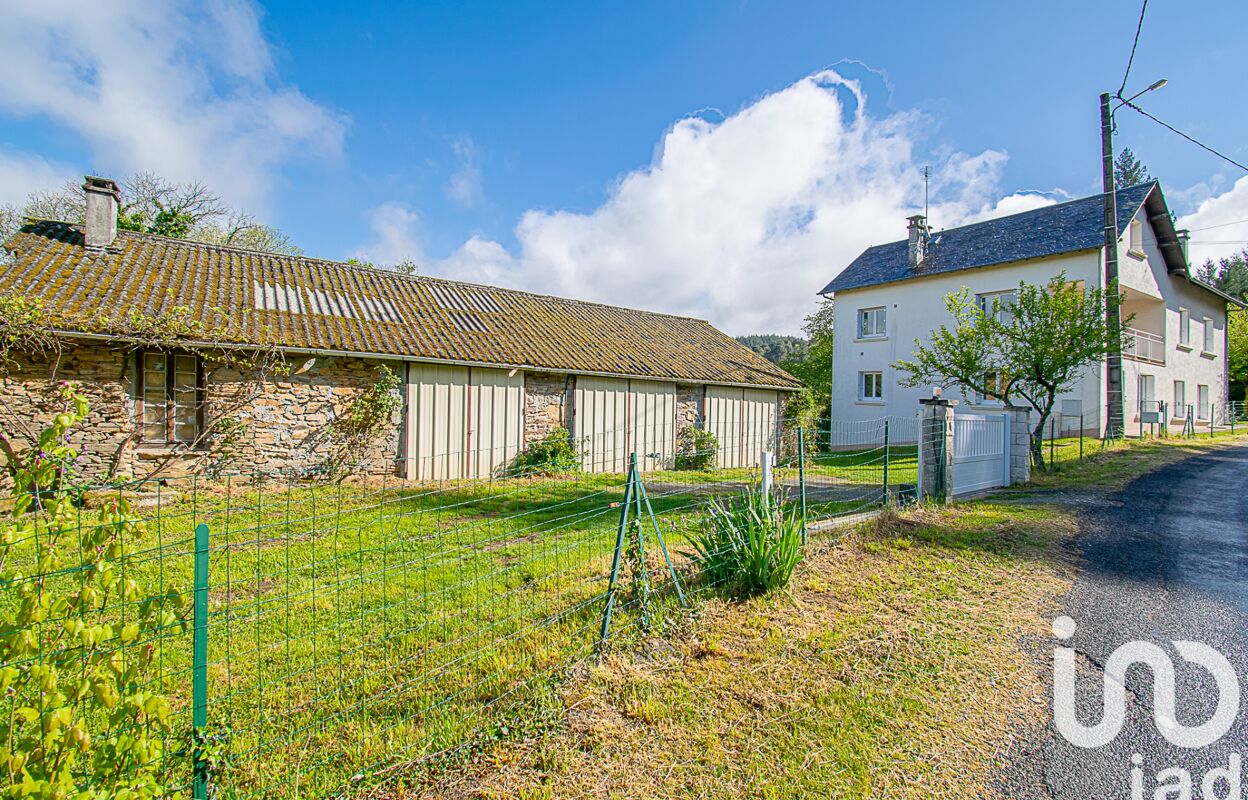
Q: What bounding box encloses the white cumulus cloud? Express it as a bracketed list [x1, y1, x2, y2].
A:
[1176, 174, 1248, 267]
[0, 0, 347, 210]
[446, 137, 484, 209]
[358, 69, 1064, 334]
[0, 150, 75, 206]
[352, 203, 425, 266]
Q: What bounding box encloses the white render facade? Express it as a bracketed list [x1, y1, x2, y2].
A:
[825, 186, 1235, 438]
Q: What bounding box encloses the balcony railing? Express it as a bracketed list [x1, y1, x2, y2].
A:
[1122, 326, 1166, 365]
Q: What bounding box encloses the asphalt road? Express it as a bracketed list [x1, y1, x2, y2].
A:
[998, 443, 1248, 799]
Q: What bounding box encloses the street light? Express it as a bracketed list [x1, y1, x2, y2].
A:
[1115, 78, 1168, 112]
[1098, 77, 1165, 440]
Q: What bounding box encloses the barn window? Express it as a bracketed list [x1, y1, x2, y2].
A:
[140, 351, 203, 444]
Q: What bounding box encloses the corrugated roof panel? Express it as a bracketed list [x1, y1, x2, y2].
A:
[0, 222, 801, 389]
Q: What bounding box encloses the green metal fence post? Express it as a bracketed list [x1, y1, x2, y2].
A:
[1079, 414, 1084, 463]
[636, 474, 687, 608]
[599, 455, 636, 649]
[882, 419, 891, 505]
[797, 428, 808, 545]
[192, 522, 210, 800]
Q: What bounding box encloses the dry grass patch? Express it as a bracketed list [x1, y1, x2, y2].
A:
[418, 503, 1077, 800]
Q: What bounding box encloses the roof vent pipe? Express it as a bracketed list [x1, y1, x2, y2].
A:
[907, 214, 929, 268]
[82, 176, 120, 250]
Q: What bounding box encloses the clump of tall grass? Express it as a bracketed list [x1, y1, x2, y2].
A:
[686, 487, 803, 597]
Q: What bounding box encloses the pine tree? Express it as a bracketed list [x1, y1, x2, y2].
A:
[1114, 147, 1151, 188]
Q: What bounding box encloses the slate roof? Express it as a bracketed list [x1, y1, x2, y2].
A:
[1, 222, 800, 389]
[820, 182, 1158, 295]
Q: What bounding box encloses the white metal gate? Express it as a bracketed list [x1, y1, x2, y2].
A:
[951, 412, 1010, 497]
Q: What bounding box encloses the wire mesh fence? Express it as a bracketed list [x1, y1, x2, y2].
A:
[3, 416, 925, 798]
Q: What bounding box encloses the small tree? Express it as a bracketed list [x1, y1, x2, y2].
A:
[1114, 147, 1151, 188]
[894, 273, 1124, 469]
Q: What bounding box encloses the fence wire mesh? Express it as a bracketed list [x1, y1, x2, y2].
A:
[2, 416, 925, 798]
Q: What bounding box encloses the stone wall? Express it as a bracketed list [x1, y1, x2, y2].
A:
[524, 371, 572, 445]
[0, 343, 405, 482]
[209, 355, 404, 478]
[675, 383, 704, 438]
[0, 344, 136, 482]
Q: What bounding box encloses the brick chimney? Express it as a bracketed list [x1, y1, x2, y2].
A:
[82, 176, 120, 249]
[907, 214, 929, 268]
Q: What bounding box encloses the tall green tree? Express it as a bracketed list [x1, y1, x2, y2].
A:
[894, 274, 1123, 469]
[779, 297, 834, 426]
[1114, 147, 1151, 188]
[735, 334, 808, 366]
[1199, 249, 1248, 399]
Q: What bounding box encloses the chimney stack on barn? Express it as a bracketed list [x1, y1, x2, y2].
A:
[906, 214, 929, 267]
[82, 176, 120, 250]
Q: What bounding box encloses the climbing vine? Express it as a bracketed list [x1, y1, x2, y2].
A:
[0, 384, 190, 798]
[323, 365, 403, 477]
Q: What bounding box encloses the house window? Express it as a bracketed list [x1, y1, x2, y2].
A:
[1174, 381, 1186, 417]
[976, 291, 1015, 324]
[1129, 219, 1144, 254]
[858, 371, 883, 402]
[1178, 308, 1190, 347]
[858, 307, 887, 339]
[1197, 385, 1210, 421]
[140, 352, 203, 444]
[1137, 374, 1155, 411]
[1203, 317, 1215, 354]
[975, 370, 1006, 404]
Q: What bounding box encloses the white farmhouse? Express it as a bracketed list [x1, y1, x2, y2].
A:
[819, 182, 1244, 437]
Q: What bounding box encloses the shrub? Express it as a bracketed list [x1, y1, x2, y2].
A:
[674, 426, 718, 471]
[685, 487, 803, 597]
[0, 385, 189, 799]
[511, 427, 580, 476]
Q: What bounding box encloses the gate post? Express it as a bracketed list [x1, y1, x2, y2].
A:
[918, 397, 954, 502]
[1004, 405, 1031, 486]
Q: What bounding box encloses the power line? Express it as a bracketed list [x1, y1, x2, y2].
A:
[1118, 99, 1248, 173]
[1119, 0, 1150, 97]
[1190, 218, 1248, 233]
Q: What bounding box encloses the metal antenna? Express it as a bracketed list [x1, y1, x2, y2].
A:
[922, 166, 930, 223]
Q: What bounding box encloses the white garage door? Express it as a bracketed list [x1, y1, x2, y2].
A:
[574, 376, 629, 473]
[467, 368, 524, 479]
[574, 377, 677, 473]
[629, 380, 677, 473]
[405, 364, 523, 481]
[705, 386, 780, 469]
[742, 387, 780, 467]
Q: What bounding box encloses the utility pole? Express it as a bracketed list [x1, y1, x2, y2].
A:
[1100, 92, 1124, 440]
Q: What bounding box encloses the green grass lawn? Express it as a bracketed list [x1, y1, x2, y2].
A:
[4, 450, 893, 799]
[428, 503, 1076, 800]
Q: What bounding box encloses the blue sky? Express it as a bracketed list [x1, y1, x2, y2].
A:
[1, 0, 1246, 333]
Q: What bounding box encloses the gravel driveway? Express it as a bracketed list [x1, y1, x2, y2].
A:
[998, 443, 1248, 798]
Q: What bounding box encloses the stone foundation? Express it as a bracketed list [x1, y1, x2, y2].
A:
[524, 371, 572, 445]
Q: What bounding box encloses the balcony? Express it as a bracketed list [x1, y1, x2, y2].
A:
[1122, 326, 1165, 366]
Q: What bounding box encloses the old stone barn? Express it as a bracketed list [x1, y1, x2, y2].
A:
[0, 177, 799, 481]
